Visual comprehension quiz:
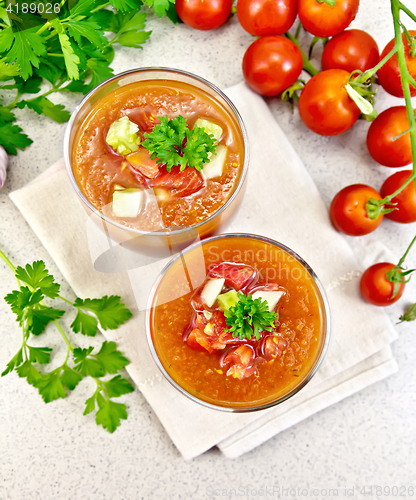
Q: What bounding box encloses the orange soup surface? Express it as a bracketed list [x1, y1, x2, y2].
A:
[150, 236, 327, 409]
[72, 79, 245, 231]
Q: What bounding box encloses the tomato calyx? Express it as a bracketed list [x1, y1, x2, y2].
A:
[398, 303, 416, 324]
[386, 265, 414, 298]
[345, 72, 377, 120]
[400, 22, 416, 58]
[281, 79, 305, 109]
[366, 197, 397, 220]
[316, 0, 336, 6]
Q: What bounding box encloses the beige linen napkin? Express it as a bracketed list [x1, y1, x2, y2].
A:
[10, 83, 398, 459]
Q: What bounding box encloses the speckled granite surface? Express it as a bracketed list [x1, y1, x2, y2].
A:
[1, 2, 416, 498]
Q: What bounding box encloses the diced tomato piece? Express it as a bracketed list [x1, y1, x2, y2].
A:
[150, 165, 204, 198]
[186, 329, 208, 352]
[262, 335, 287, 361]
[221, 345, 256, 379]
[126, 148, 160, 179]
[125, 108, 159, 133]
[209, 263, 255, 291]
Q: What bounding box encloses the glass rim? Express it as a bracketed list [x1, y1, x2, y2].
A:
[145, 232, 331, 413]
[63, 67, 249, 238]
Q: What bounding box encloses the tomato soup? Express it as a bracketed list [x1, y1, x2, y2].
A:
[147, 234, 330, 410]
[71, 78, 246, 232]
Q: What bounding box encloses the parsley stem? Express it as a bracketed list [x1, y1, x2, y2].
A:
[58, 295, 75, 306]
[53, 320, 75, 352]
[0, 248, 17, 274]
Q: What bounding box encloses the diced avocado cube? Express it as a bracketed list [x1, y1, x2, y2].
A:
[195, 118, 223, 142]
[112, 188, 144, 218]
[217, 289, 239, 311]
[106, 116, 141, 156]
[202, 145, 228, 180]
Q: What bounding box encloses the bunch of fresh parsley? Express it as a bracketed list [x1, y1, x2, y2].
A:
[224, 293, 278, 341]
[0, 0, 179, 155]
[141, 115, 218, 171]
[1, 254, 135, 433]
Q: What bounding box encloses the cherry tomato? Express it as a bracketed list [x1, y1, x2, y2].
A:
[298, 0, 359, 38]
[242, 36, 303, 96]
[366, 106, 412, 168]
[377, 31, 416, 98]
[237, 0, 298, 36]
[360, 262, 405, 306]
[298, 69, 360, 136]
[175, 0, 232, 30]
[330, 184, 383, 236]
[322, 29, 380, 73]
[380, 170, 416, 224]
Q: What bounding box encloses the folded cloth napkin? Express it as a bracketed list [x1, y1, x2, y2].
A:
[10, 82, 398, 460]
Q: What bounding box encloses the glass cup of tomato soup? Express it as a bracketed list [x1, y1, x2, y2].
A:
[64, 68, 248, 256]
[146, 233, 330, 411]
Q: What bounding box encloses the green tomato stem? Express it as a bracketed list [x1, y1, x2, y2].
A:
[285, 32, 319, 76]
[399, 1, 416, 23]
[354, 46, 398, 84]
[397, 234, 416, 268]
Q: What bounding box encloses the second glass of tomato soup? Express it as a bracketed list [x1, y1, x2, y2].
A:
[146, 234, 330, 411]
[64, 68, 248, 256]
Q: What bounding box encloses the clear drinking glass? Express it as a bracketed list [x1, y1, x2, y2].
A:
[146, 233, 331, 412]
[64, 68, 249, 257]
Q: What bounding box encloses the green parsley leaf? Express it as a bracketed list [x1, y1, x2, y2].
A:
[142, 115, 217, 172]
[60, 365, 83, 390]
[64, 19, 108, 49]
[26, 306, 65, 336]
[5, 28, 47, 80]
[115, 29, 152, 48]
[1, 348, 23, 377]
[14, 75, 43, 94]
[71, 309, 98, 337]
[0, 57, 20, 81]
[73, 346, 105, 377]
[57, 31, 80, 80]
[0, 121, 33, 155]
[104, 375, 135, 397]
[0, 106, 16, 123]
[34, 60, 66, 86]
[16, 360, 42, 386]
[224, 293, 278, 341]
[0, 27, 15, 56]
[73, 295, 133, 330]
[16, 96, 71, 123]
[109, 11, 151, 48]
[86, 58, 114, 91]
[110, 0, 142, 13]
[5, 287, 43, 320]
[68, 0, 109, 17]
[95, 399, 128, 433]
[143, 0, 175, 17]
[15, 261, 60, 298]
[34, 371, 67, 403]
[95, 341, 129, 374]
[83, 394, 97, 415]
[27, 345, 53, 364]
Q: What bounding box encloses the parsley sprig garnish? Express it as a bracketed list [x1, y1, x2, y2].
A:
[0, 0, 179, 156]
[224, 293, 278, 341]
[141, 115, 218, 171]
[1, 251, 134, 433]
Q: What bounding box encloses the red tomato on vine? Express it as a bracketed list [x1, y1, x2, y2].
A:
[377, 30, 416, 98]
[298, 69, 361, 136]
[380, 170, 416, 224]
[360, 262, 405, 306]
[321, 29, 380, 73]
[330, 184, 384, 236]
[175, 0, 232, 30]
[298, 0, 360, 38]
[366, 106, 412, 168]
[237, 0, 298, 36]
[242, 35, 303, 96]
